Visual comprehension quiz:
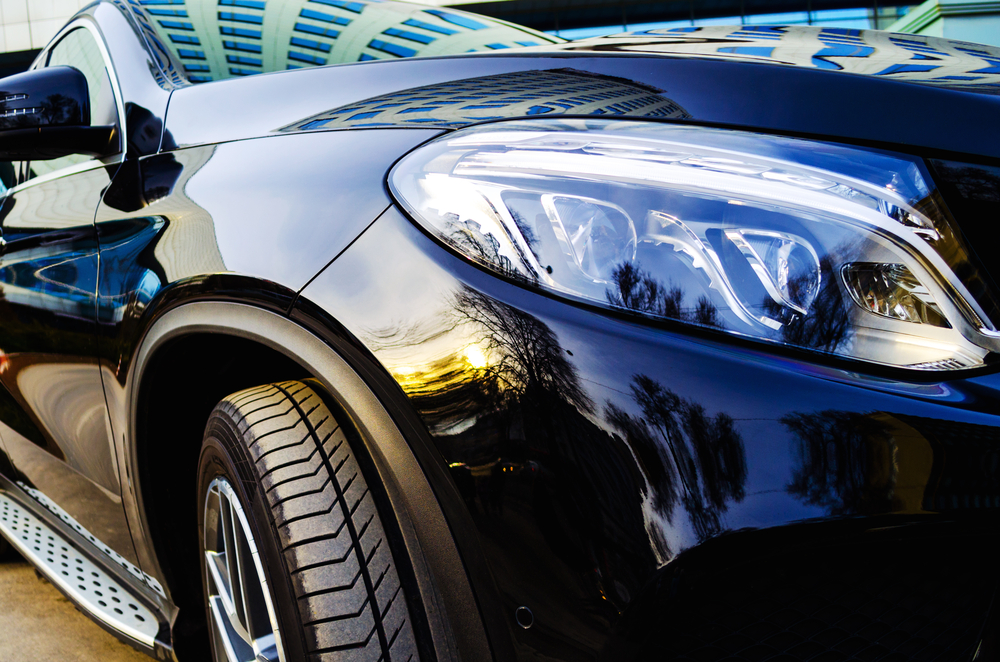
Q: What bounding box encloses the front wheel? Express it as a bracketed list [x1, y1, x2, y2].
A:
[196, 380, 419, 662]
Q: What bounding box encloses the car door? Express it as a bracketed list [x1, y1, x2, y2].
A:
[0, 19, 144, 572]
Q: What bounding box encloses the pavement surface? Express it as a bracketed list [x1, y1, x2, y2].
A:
[0, 544, 151, 662]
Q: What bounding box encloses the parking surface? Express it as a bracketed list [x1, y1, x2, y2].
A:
[0, 547, 150, 662]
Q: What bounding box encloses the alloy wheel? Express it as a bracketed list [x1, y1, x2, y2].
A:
[203, 477, 286, 662]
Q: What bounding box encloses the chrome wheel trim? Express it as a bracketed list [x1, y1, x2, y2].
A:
[203, 477, 286, 662]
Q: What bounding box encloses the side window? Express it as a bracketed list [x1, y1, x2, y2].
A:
[23, 27, 120, 181]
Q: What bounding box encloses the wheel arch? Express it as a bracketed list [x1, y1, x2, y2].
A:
[125, 300, 486, 662]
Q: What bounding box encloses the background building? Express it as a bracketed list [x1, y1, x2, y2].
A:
[145, 0, 555, 83]
[0, 0, 996, 77]
[0, 0, 93, 75]
[885, 0, 1000, 44]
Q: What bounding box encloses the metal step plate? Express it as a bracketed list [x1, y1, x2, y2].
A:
[0, 491, 160, 648]
[17, 482, 166, 599]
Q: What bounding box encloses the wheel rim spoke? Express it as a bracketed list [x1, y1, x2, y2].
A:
[222, 497, 249, 634]
[204, 478, 285, 662]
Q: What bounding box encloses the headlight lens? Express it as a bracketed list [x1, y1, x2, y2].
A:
[389, 119, 999, 371]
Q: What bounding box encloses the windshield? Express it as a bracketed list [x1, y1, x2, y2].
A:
[132, 0, 560, 83]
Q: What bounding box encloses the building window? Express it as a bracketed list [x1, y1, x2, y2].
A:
[288, 50, 328, 65]
[218, 0, 266, 9]
[290, 37, 333, 52]
[383, 28, 435, 44]
[294, 22, 341, 38]
[308, 0, 365, 14]
[402, 19, 457, 36]
[224, 40, 263, 53]
[158, 20, 195, 30]
[220, 26, 263, 39]
[226, 54, 263, 65]
[218, 11, 264, 24]
[368, 39, 417, 58]
[423, 10, 487, 30]
[299, 9, 351, 25]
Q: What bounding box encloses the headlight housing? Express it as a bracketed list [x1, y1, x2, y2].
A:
[389, 119, 999, 371]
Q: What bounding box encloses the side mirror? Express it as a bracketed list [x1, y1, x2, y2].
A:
[0, 66, 117, 161]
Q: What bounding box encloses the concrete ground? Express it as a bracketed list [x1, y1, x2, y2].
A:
[0, 543, 151, 662]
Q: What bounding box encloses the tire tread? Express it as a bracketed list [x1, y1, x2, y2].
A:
[213, 381, 417, 662]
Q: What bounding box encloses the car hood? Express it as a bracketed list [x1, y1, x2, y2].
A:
[525, 25, 1000, 96]
[162, 29, 1000, 159]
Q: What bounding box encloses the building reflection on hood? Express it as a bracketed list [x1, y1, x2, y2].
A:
[122, 0, 561, 85]
[281, 68, 690, 131]
[547, 25, 1000, 95]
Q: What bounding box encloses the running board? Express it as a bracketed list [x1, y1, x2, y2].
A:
[0, 489, 165, 656]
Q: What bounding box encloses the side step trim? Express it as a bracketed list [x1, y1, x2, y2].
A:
[0, 490, 161, 650]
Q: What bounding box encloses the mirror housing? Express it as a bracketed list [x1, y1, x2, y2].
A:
[0, 66, 117, 160]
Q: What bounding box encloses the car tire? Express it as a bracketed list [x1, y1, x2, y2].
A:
[196, 380, 419, 662]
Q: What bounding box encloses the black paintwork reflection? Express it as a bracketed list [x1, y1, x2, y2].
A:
[453, 285, 593, 413]
[606, 374, 746, 543]
[124, 104, 166, 160]
[282, 69, 689, 131]
[371, 285, 667, 652]
[298, 208, 1000, 661]
[785, 409, 1000, 516]
[900, 414, 1000, 512]
[0, 163, 143, 567]
[545, 26, 1000, 95]
[784, 410, 897, 515]
[102, 150, 183, 213]
[52, 3, 1000, 653]
[97, 216, 166, 322]
[0, 182, 102, 442]
[128, 0, 561, 87]
[91, 129, 441, 594]
[608, 519, 999, 661]
[0, 93, 82, 130]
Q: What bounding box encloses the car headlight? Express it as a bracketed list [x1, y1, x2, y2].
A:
[389, 119, 1000, 371]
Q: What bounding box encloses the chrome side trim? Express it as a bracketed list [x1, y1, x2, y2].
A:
[6, 159, 110, 194]
[0, 489, 160, 648]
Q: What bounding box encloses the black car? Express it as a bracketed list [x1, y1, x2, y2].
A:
[0, 1, 998, 660]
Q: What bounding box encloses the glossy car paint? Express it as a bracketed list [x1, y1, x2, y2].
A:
[0, 5, 139, 580]
[163, 48, 1000, 159]
[296, 206, 1000, 660]
[0, 1, 997, 660]
[0, 162, 141, 566]
[92, 127, 441, 607]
